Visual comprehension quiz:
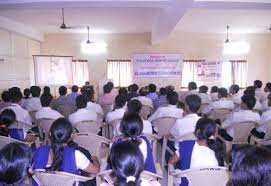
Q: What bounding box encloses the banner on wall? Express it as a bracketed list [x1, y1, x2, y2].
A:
[196, 60, 222, 81]
[133, 54, 182, 78]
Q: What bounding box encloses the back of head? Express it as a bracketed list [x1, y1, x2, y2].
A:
[165, 85, 175, 92]
[0, 109, 16, 127]
[218, 87, 228, 98]
[230, 84, 240, 94]
[58, 86, 67, 96]
[264, 82, 271, 93]
[9, 88, 23, 103]
[1, 91, 10, 102]
[71, 85, 79, 93]
[159, 87, 168, 96]
[185, 94, 201, 113]
[188, 82, 197, 91]
[139, 87, 148, 96]
[120, 113, 143, 139]
[119, 87, 128, 95]
[103, 84, 111, 94]
[107, 82, 114, 91]
[23, 88, 31, 98]
[211, 86, 219, 93]
[109, 141, 144, 186]
[232, 145, 271, 186]
[148, 84, 156, 93]
[166, 91, 179, 105]
[131, 84, 139, 93]
[0, 143, 32, 185]
[241, 94, 256, 110]
[127, 99, 142, 114]
[254, 80, 263, 89]
[76, 95, 87, 109]
[199, 85, 208, 94]
[49, 118, 73, 171]
[43, 86, 51, 95]
[244, 86, 256, 97]
[115, 94, 127, 108]
[41, 94, 53, 107]
[30, 86, 41, 97]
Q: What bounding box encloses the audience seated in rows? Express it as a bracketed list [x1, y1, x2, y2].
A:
[132, 87, 153, 109]
[21, 88, 31, 109]
[198, 85, 212, 105]
[25, 86, 42, 112]
[67, 85, 80, 113]
[229, 84, 242, 106]
[254, 80, 267, 102]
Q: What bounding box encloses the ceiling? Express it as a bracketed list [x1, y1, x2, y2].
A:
[0, 0, 271, 43]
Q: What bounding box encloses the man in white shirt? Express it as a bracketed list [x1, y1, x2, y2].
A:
[25, 86, 42, 112]
[132, 87, 153, 109]
[4, 88, 32, 125]
[198, 85, 212, 104]
[106, 94, 127, 124]
[148, 91, 183, 122]
[179, 82, 198, 101]
[219, 94, 260, 141]
[35, 94, 63, 120]
[69, 95, 98, 126]
[202, 88, 234, 115]
[210, 86, 219, 102]
[170, 94, 202, 139]
[254, 80, 267, 102]
[229, 84, 242, 106]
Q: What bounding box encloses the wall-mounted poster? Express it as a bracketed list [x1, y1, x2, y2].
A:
[196, 60, 222, 81]
[133, 54, 182, 78]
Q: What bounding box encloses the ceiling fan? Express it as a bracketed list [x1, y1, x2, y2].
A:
[86, 26, 94, 44]
[60, 8, 81, 30]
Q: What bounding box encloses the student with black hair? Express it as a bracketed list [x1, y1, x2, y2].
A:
[198, 85, 212, 105]
[127, 84, 139, 101]
[0, 91, 11, 111]
[98, 84, 115, 106]
[132, 87, 153, 110]
[243, 86, 263, 111]
[25, 86, 42, 112]
[33, 118, 100, 181]
[146, 84, 158, 104]
[170, 94, 202, 139]
[35, 94, 63, 121]
[230, 145, 271, 186]
[210, 86, 219, 101]
[69, 95, 99, 126]
[111, 113, 156, 174]
[153, 87, 168, 110]
[202, 87, 234, 115]
[106, 94, 127, 126]
[148, 91, 183, 122]
[84, 89, 104, 122]
[169, 118, 223, 186]
[102, 141, 160, 186]
[219, 94, 260, 141]
[254, 80, 266, 102]
[118, 87, 128, 97]
[229, 84, 242, 106]
[0, 143, 32, 185]
[41, 86, 53, 101]
[67, 85, 80, 113]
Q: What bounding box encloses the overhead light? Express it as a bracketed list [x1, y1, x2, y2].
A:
[81, 41, 107, 54]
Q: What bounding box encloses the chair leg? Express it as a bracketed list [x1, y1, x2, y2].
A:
[161, 137, 167, 169]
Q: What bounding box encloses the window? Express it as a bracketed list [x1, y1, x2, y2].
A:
[107, 59, 132, 87]
[72, 59, 89, 86]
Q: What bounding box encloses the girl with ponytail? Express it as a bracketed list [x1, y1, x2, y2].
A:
[33, 118, 100, 185]
[169, 117, 224, 186]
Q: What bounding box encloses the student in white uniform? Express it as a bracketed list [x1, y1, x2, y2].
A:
[106, 94, 127, 124]
[180, 82, 198, 101]
[210, 86, 219, 102]
[243, 86, 263, 112]
[218, 94, 260, 141]
[25, 86, 42, 112]
[202, 88, 234, 115]
[69, 95, 98, 126]
[132, 87, 153, 110]
[35, 94, 63, 120]
[170, 94, 202, 139]
[254, 80, 267, 102]
[198, 85, 212, 104]
[229, 84, 242, 106]
[148, 91, 183, 122]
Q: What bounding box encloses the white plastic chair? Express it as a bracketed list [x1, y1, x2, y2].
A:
[140, 105, 153, 120]
[37, 118, 55, 143]
[0, 136, 30, 149]
[250, 120, 271, 145]
[208, 108, 232, 122]
[74, 120, 105, 135]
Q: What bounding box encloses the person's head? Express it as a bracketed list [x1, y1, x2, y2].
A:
[264, 83, 271, 93]
[139, 87, 148, 96]
[40, 94, 53, 107]
[43, 86, 51, 95]
[120, 113, 143, 139]
[166, 91, 179, 105]
[185, 94, 201, 113]
[188, 82, 197, 91]
[118, 87, 128, 95]
[268, 93, 271, 107]
[229, 84, 240, 95]
[254, 80, 263, 89]
[9, 89, 23, 103]
[1, 91, 10, 102]
[210, 86, 219, 93]
[131, 84, 139, 93]
[159, 87, 168, 96]
[165, 85, 175, 92]
[127, 99, 142, 114]
[58, 86, 67, 96]
[85, 81, 90, 86]
[83, 89, 95, 102]
[71, 85, 79, 93]
[76, 95, 87, 109]
[148, 84, 156, 93]
[30, 86, 41, 97]
[0, 143, 32, 185]
[109, 141, 144, 186]
[218, 87, 228, 99]
[115, 94, 127, 109]
[244, 86, 256, 97]
[241, 94, 256, 110]
[231, 145, 271, 186]
[199, 85, 208, 94]
[23, 88, 31, 98]
[0, 109, 16, 128]
[107, 82, 114, 91]
[49, 118, 73, 171]
[103, 84, 111, 94]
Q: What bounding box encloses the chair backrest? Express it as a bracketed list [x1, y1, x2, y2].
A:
[262, 121, 271, 140]
[57, 104, 72, 118]
[140, 105, 153, 120]
[33, 169, 94, 186]
[172, 167, 229, 186]
[231, 121, 257, 143]
[109, 119, 122, 136]
[152, 117, 177, 136]
[0, 136, 29, 149]
[29, 111, 38, 124]
[37, 118, 55, 142]
[208, 109, 232, 122]
[175, 132, 196, 142]
[72, 133, 110, 159]
[101, 104, 113, 116]
[74, 120, 103, 134]
[198, 103, 209, 114]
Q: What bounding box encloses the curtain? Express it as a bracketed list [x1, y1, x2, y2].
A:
[221, 61, 232, 88]
[107, 59, 132, 87]
[182, 60, 204, 87]
[72, 59, 89, 86]
[230, 60, 247, 88]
